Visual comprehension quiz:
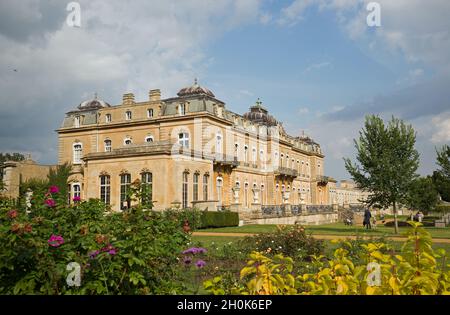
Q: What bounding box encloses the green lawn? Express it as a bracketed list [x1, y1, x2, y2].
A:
[199, 223, 450, 239]
[191, 235, 243, 246]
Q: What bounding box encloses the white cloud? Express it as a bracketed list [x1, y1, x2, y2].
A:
[0, 0, 263, 163]
[431, 112, 450, 144]
[298, 107, 310, 115]
[259, 12, 272, 25]
[278, 0, 315, 26]
[303, 61, 332, 73]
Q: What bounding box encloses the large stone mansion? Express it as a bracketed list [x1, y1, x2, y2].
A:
[57, 80, 342, 214]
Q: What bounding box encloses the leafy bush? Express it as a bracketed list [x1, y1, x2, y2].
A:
[384, 220, 411, 227]
[0, 185, 190, 294]
[198, 211, 239, 229]
[237, 225, 324, 261]
[205, 222, 450, 295]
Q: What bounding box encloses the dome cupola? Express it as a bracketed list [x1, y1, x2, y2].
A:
[177, 78, 215, 98]
[243, 99, 278, 126]
[77, 93, 111, 110]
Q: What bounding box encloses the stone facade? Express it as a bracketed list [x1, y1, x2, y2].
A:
[57, 81, 337, 213]
[330, 180, 370, 206]
[0, 157, 55, 199]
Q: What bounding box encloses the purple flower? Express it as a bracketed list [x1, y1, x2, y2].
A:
[89, 250, 100, 259]
[73, 196, 81, 202]
[45, 199, 56, 208]
[48, 234, 64, 247]
[195, 259, 206, 269]
[108, 249, 117, 256]
[49, 186, 59, 194]
[182, 247, 207, 255]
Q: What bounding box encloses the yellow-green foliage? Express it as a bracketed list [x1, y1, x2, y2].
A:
[204, 222, 450, 295]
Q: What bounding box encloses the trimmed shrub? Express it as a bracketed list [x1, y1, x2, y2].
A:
[198, 211, 239, 229]
[237, 225, 324, 262]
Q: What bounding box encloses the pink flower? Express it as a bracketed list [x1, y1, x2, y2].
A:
[7, 210, 18, 219]
[49, 186, 59, 194]
[48, 234, 64, 247]
[45, 199, 56, 208]
[73, 196, 81, 202]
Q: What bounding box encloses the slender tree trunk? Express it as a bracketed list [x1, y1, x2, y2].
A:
[393, 201, 399, 234]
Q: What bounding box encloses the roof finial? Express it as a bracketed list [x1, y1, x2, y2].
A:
[256, 98, 262, 106]
[194, 78, 198, 85]
[94, 92, 98, 100]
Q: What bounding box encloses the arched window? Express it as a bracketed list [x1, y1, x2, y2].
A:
[72, 183, 81, 203]
[125, 111, 132, 120]
[216, 133, 222, 154]
[178, 132, 189, 148]
[244, 145, 248, 163]
[244, 182, 249, 207]
[120, 173, 131, 210]
[252, 147, 257, 163]
[234, 143, 239, 160]
[193, 173, 199, 202]
[145, 135, 154, 143]
[182, 171, 189, 209]
[203, 174, 209, 201]
[147, 109, 153, 118]
[104, 140, 112, 152]
[105, 114, 112, 123]
[216, 177, 223, 206]
[99, 175, 110, 205]
[235, 181, 240, 189]
[141, 172, 153, 205]
[261, 184, 265, 205]
[74, 116, 80, 128]
[280, 154, 284, 168]
[73, 143, 82, 164]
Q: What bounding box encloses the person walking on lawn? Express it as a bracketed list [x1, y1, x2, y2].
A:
[363, 208, 372, 229]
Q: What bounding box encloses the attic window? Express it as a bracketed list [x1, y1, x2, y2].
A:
[125, 111, 132, 120]
[179, 104, 186, 115]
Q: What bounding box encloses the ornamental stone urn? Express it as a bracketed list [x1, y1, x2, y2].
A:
[232, 187, 240, 204]
[282, 190, 290, 204]
[252, 188, 260, 204]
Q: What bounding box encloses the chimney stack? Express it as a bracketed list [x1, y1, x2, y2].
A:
[123, 93, 135, 105]
[149, 89, 161, 101]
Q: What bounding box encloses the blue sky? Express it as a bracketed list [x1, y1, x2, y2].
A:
[0, 0, 449, 180]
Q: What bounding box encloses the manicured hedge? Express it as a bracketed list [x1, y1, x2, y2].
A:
[198, 211, 239, 229]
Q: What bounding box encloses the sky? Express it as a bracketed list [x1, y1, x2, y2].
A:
[0, 0, 449, 180]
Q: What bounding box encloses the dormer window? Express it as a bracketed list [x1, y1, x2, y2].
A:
[74, 116, 80, 128]
[105, 114, 112, 123]
[147, 109, 153, 118]
[179, 104, 186, 115]
[125, 111, 132, 120]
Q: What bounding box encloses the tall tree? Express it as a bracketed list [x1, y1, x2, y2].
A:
[344, 115, 420, 234]
[0, 152, 26, 164]
[433, 145, 450, 202]
[406, 176, 439, 214]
